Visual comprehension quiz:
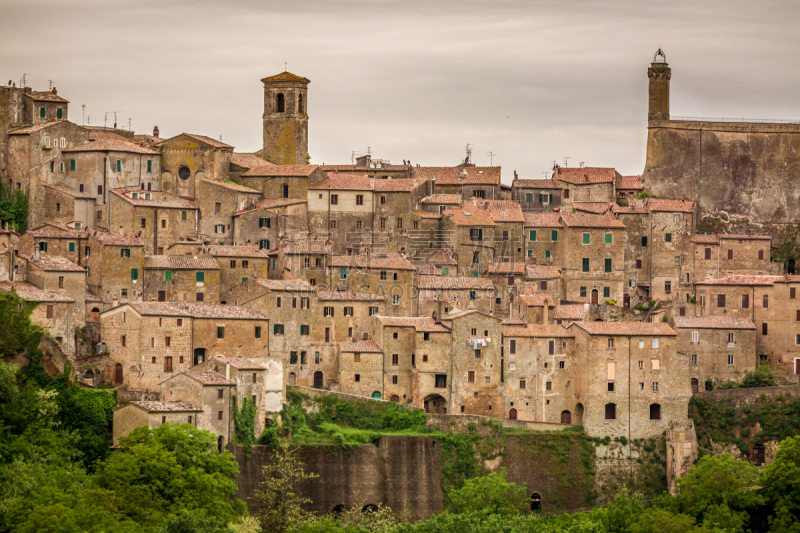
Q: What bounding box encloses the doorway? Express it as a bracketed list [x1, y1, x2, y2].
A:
[313, 371, 324, 389]
[623, 295, 630, 308]
[574, 403, 584, 425]
[691, 378, 699, 393]
[158, 290, 166, 302]
[752, 444, 766, 466]
[424, 394, 447, 414]
[561, 410, 571, 424]
[509, 408, 517, 420]
[114, 363, 123, 384]
[90, 307, 100, 322]
[591, 289, 599, 304]
[193, 348, 206, 366]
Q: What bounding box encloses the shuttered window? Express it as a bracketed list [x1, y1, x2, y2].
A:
[130, 268, 138, 280]
[165, 270, 173, 281]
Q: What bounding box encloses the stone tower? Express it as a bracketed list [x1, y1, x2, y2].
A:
[261, 71, 310, 165]
[648, 48, 670, 121]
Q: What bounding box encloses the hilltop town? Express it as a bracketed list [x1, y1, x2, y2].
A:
[2, 49, 800, 524]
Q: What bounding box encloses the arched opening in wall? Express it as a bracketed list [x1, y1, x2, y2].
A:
[362, 504, 378, 514]
[288, 372, 297, 386]
[332, 505, 346, 518]
[789, 259, 796, 275]
[650, 403, 661, 420]
[90, 307, 100, 322]
[390, 395, 400, 403]
[530, 493, 542, 512]
[751, 444, 766, 466]
[313, 371, 324, 389]
[561, 410, 571, 424]
[298, 93, 304, 113]
[217, 436, 224, 453]
[178, 166, 190, 181]
[691, 378, 699, 393]
[276, 93, 285, 112]
[371, 391, 382, 399]
[508, 408, 517, 420]
[605, 403, 616, 420]
[83, 369, 94, 386]
[193, 348, 206, 366]
[594, 318, 603, 322]
[591, 289, 599, 305]
[574, 403, 584, 425]
[424, 394, 447, 414]
[114, 363, 123, 384]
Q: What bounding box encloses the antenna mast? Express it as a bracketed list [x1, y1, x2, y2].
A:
[486, 151, 495, 166]
[82, 104, 86, 126]
[47, 79, 56, 90]
[563, 157, 570, 167]
[465, 143, 472, 165]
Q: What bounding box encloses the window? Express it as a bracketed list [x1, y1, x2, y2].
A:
[379, 195, 387, 205]
[38, 241, 48, 252]
[510, 339, 516, 354]
[674, 256, 680, 266]
[274, 324, 284, 335]
[603, 286, 610, 298]
[330, 194, 338, 205]
[255, 326, 262, 339]
[762, 323, 768, 336]
[548, 340, 555, 355]
[665, 233, 672, 243]
[580, 286, 586, 298]
[763, 294, 769, 309]
[216, 326, 224, 339]
[582, 258, 589, 272]
[692, 331, 699, 343]
[546, 381, 552, 390]
[116, 160, 121, 172]
[728, 332, 735, 344]
[302, 299, 310, 309]
[652, 381, 659, 392]
[324, 306, 334, 317]
[369, 307, 378, 316]
[526, 193, 533, 203]
[131, 268, 138, 280]
[507, 276, 515, 286]
[355, 194, 363, 206]
[120, 248, 131, 258]
[474, 349, 481, 359]
[665, 280, 671, 293]
[551, 230, 558, 241]
[604, 233, 612, 244]
[608, 382, 615, 392]
[582, 233, 590, 245]
[392, 354, 399, 366]
[605, 404, 616, 419]
[397, 218, 403, 230]
[604, 258, 612, 273]
[218, 411, 223, 421]
[650, 404, 661, 420]
[717, 294, 726, 308]
[291, 298, 296, 309]
[300, 325, 310, 336]
[642, 236, 648, 247]
[354, 374, 361, 382]
[529, 230, 536, 241]
[564, 188, 570, 199]
[40, 107, 46, 118]
[469, 229, 483, 241]
[608, 338, 615, 348]
[196, 292, 204, 302]
[652, 337, 660, 349]
[704, 247, 712, 260]
[392, 295, 400, 306]
[339, 268, 347, 280]
[472, 251, 480, 264]
[503, 230, 509, 241]
[165, 336, 171, 347]
[330, 220, 337, 229]
[791, 287, 797, 300]
[196, 271, 204, 283]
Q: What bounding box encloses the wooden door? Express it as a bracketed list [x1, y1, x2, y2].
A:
[325, 328, 330, 343]
[313, 371, 323, 389]
[90, 308, 100, 322]
[114, 364, 123, 384]
[561, 410, 571, 424]
[623, 296, 630, 308]
[591, 290, 599, 304]
[508, 408, 517, 420]
[691, 378, 699, 393]
[796, 358, 800, 374]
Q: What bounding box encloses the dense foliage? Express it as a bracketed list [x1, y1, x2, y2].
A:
[0, 181, 28, 233]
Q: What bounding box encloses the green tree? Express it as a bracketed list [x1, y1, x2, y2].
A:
[630, 508, 696, 533]
[446, 468, 528, 516]
[741, 363, 777, 388]
[162, 509, 229, 533]
[254, 445, 319, 533]
[233, 396, 257, 461]
[0, 180, 29, 233]
[761, 436, 800, 532]
[600, 489, 645, 533]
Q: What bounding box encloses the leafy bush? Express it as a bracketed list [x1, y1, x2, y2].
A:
[741, 363, 776, 388]
[446, 468, 528, 516]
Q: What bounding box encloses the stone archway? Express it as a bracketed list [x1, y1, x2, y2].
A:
[574, 403, 584, 425]
[509, 408, 517, 420]
[424, 394, 447, 414]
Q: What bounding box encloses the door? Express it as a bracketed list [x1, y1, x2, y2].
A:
[313, 371, 323, 389]
[623, 296, 630, 308]
[796, 358, 800, 374]
[114, 364, 123, 384]
[508, 408, 517, 420]
[90, 307, 100, 322]
[691, 378, 699, 393]
[561, 410, 571, 424]
[591, 289, 599, 304]
[158, 290, 166, 302]
[325, 328, 330, 343]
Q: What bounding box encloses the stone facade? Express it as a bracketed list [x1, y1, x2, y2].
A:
[329, 253, 415, 317]
[261, 72, 309, 165]
[108, 189, 198, 254]
[196, 179, 261, 245]
[159, 371, 235, 446]
[86, 231, 144, 306]
[511, 178, 562, 212]
[157, 133, 233, 198]
[232, 199, 308, 250]
[142, 255, 221, 304]
[207, 245, 272, 299]
[239, 165, 323, 200]
[112, 401, 202, 445]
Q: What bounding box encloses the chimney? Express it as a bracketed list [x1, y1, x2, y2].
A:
[34, 243, 40, 261]
[225, 362, 231, 380]
[514, 170, 518, 180]
[153, 126, 159, 138]
[52, 87, 57, 95]
[543, 299, 550, 325]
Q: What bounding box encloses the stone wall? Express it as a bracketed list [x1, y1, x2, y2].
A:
[426, 413, 567, 434]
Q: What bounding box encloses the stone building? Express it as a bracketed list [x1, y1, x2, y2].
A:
[229, 152, 271, 182]
[613, 200, 650, 308]
[196, 179, 261, 244]
[441, 208, 497, 277]
[560, 212, 625, 305]
[238, 165, 323, 199]
[552, 304, 589, 326]
[524, 212, 562, 266]
[157, 133, 233, 198]
[142, 255, 221, 304]
[108, 189, 198, 254]
[510, 178, 562, 212]
[267, 239, 330, 285]
[308, 173, 375, 255]
[512, 294, 556, 325]
[554, 166, 619, 205]
[485, 262, 526, 318]
[520, 265, 562, 302]
[338, 339, 385, 399]
[329, 253, 415, 316]
[409, 249, 458, 277]
[85, 230, 145, 306]
[232, 198, 308, 250]
[16, 223, 89, 267]
[43, 185, 97, 229]
[20, 252, 86, 330]
[206, 245, 272, 299]
[261, 71, 309, 165]
[615, 175, 643, 203]
[417, 166, 501, 202]
[568, 321, 689, 439]
[419, 194, 461, 215]
[112, 401, 203, 445]
[100, 302, 269, 391]
[672, 315, 757, 391]
[371, 177, 428, 254]
[478, 200, 525, 261]
[416, 275, 494, 318]
[0, 281, 76, 352]
[646, 198, 696, 302]
[322, 155, 412, 180]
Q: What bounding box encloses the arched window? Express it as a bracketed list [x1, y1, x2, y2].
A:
[298, 93, 304, 113]
[276, 93, 285, 113]
[574, 403, 584, 425]
[288, 372, 297, 385]
[83, 369, 94, 385]
[605, 403, 616, 420]
[530, 493, 542, 511]
[650, 403, 661, 420]
[371, 391, 382, 399]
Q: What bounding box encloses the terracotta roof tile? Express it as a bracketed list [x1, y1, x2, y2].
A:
[110, 189, 197, 209]
[690, 234, 720, 244]
[414, 166, 501, 185]
[330, 253, 415, 270]
[320, 164, 409, 172]
[718, 234, 772, 241]
[524, 212, 562, 228]
[673, 315, 756, 330]
[573, 322, 676, 336]
[374, 177, 427, 192]
[553, 304, 588, 320]
[22, 253, 85, 272]
[412, 210, 442, 219]
[27, 223, 84, 239]
[502, 324, 573, 337]
[236, 198, 307, 214]
[512, 179, 560, 189]
[375, 316, 451, 332]
[411, 249, 457, 266]
[90, 231, 144, 246]
[647, 198, 696, 213]
[198, 178, 261, 194]
[243, 165, 319, 177]
[416, 276, 494, 290]
[231, 152, 271, 169]
[123, 302, 267, 320]
[316, 291, 385, 301]
[501, 318, 528, 325]
[178, 370, 236, 386]
[129, 401, 202, 412]
[8, 120, 64, 135]
[695, 275, 782, 286]
[421, 194, 462, 205]
[25, 90, 69, 103]
[261, 71, 310, 83]
[617, 175, 643, 190]
[480, 200, 525, 223]
[525, 265, 561, 279]
[0, 281, 75, 303]
[143, 256, 219, 270]
[44, 185, 95, 199]
[612, 199, 649, 214]
[158, 133, 232, 149]
[309, 173, 373, 190]
[487, 262, 525, 275]
[519, 294, 555, 306]
[62, 138, 159, 155]
[443, 208, 496, 226]
[572, 202, 613, 214]
[207, 245, 269, 258]
[209, 356, 266, 370]
[555, 167, 616, 185]
[560, 212, 625, 228]
[281, 240, 330, 254]
[339, 339, 383, 353]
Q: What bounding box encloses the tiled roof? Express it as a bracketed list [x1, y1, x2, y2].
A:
[412, 210, 442, 219]
[316, 291, 385, 301]
[555, 167, 616, 185]
[553, 304, 588, 320]
[0, 281, 75, 303]
[231, 152, 271, 169]
[718, 234, 772, 241]
[179, 370, 236, 386]
[690, 234, 720, 244]
[414, 263, 439, 276]
[89, 231, 144, 246]
[512, 179, 560, 189]
[261, 71, 310, 83]
[8, 120, 64, 135]
[412, 249, 457, 266]
[198, 178, 261, 194]
[487, 262, 525, 275]
[143, 256, 219, 270]
[27, 223, 84, 239]
[695, 275, 782, 286]
[573, 322, 676, 336]
[319, 164, 409, 172]
[208, 245, 269, 258]
[502, 324, 573, 338]
[124, 302, 267, 319]
[62, 138, 159, 155]
[519, 294, 555, 306]
[414, 166, 501, 185]
[524, 212, 562, 228]
[339, 339, 383, 353]
[612, 199, 648, 214]
[209, 356, 266, 370]
[778, 275, 800, 283]
[673, 315, 756, 330]
[44, 185, 95, 199]
[525, 266, 561, 279]
[375, 316, 451, 332]
[242, 165, 319, 177]
[252, 279, 313, 291]
[647, 198, 696, 213]
[374, 177, 427, 192]
[617, 175, 643, 190]
[482, 200, 525, 223]
[560, 212, 625, 228]
[442, 208, 496, 226]
[110, 189, 197, 209]
[85, 291, 102, 302]
[236, 198, 307, 214]
[309, 173, 373, 190]
[501, 318, 528, 325]
[330, 253, 415, 270]
[416, 276, 494, 290]
[129, 401, 202, 413]
[572, 202, 613, 214]
[421, 194, 462, 205]
[25, 90, 69, 103]
[23, 254, 85, 272]
[281, 240, 330, 254]
[159, 133, 232, 149]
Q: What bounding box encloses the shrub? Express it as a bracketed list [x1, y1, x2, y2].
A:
[742, 363, 776, 388]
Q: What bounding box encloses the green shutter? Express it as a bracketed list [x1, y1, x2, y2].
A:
[582, 258, 589, 272]
[580, 286, 586, 298]
[39, 107, 45, 118]
[472, 271, 479, 277]
[116, 160, 121, 172]
[665, 233, 672, 242]
[68, 242, 75, 252]
[340, 268, 347, 280]
[242, 277, 248, 282]
[70, 159, 76, 171]
[165, 270, 173, 281]
[605, 258, 612, 272]
[529, 230, 536, 241]
[442, 267, 449, 275]
[56, 108, 63, 119]
[266, 218, 271, 228]
[131, 268, 138, 280]
[196, 271, 204, 282]
[217, 327, 224, 339]
[182, 211, 187, 221]
[527, 250, 532, 258]
[274, 324, 279, 335]
[582, 233, 590, 245]
[545, 250, 551, 258]
[526, 193, 533, 203]
[84, 246, 90, 256]
[604, 233, 612, 244]
[551, 230, 558, 242]
[604, 287, 610, 298]
[147, 160, 152, 172]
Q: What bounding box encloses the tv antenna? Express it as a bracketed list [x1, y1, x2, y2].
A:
[542, 172, 550, 178]
[47, 79, 56, 90]
[82, 104, 86, 126]
[113, 111, 119, 129]
[104, 112, 108, 128]
[550, 160, 557, 168]
[486, 151, 495, 166]
[127, 118, 132, 131]
[563, 157, 570, 167]
[21, 73, 29, 88]
[465, 143, 473, 165]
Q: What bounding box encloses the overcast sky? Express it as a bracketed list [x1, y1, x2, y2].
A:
[3, 0, 799, 183]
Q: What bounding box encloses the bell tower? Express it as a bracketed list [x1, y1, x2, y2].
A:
[648, 48, 670, 121]
[261, 71, 310, 165]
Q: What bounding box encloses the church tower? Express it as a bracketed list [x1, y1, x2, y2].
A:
[648, 48, 670, 121]
[261, 71, 310, 165]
